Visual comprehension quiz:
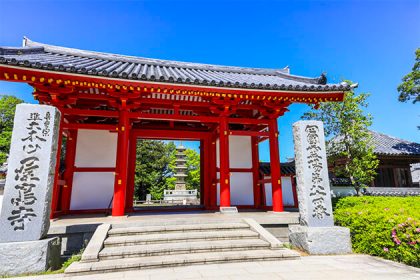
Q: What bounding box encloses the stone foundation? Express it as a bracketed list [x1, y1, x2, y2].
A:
[0, 237, 61, 277]
[289, 225, 352, 254]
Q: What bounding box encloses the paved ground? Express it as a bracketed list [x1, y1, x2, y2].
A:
[9, 254, 420, 280]
[50, 210, 300, 228]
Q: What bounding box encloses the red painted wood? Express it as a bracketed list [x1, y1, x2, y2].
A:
[209, 134, 218, 208]
[291, 175, 299, 208]
[219, 117, 230, 207]
[0, 65, 345, 102]
[268, 118, 284, 212]
[51, 110, 64, 218]
[112, 108, 130, 216]
[125, 133, 137, 213]
[216, 167, 253, 173]
[73, 167, 116, 172]
[129, 112, 270, 125]
[133, 129, 210, 140]
[62, 108, 119, 117]
[63, 123, 117, 131]
[251, 136, 261, 208]
[230, 130, 270, 137]
[60, 129, 78, 213]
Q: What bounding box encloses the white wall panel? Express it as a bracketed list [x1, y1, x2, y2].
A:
[265, 183, 273, 207]
[281, 177, 295, 206]
[215, 136, 252, 168]
[231, 172, 254, 205]
[75, 129, 117, 167]
[264, 176, 295, 207]
[70, 172, 115, 210]
[229, 136, 252, 168]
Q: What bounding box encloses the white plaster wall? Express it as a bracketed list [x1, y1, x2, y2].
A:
[231, 172, 254, 205]
[215, 136, 253, 206]
[264, 176, 295, 207]
[216, 136, 252, 168]
[70, 172, 115, 210]
[75, 129, 117, 167]
[71, 129, 117, 210]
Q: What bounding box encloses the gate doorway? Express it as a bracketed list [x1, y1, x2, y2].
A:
[125, 129, 214, 212]
[132, 139, 202, 210]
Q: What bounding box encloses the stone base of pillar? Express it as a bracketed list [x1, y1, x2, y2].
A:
[289, 225, 352, 255]
[219, 206, 238, 214]
[0, 237, 61, 277]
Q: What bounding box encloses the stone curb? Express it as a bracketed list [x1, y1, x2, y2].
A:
[80, 223, 111, 263]
[242, 218, 283, 249]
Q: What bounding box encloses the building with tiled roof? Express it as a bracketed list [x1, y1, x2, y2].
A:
[330, 130, 420, 193]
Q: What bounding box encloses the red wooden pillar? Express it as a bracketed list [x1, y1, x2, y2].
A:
[219, 117, 231, 207]
[209, 134, 218, 209]
[125, 132, 137, 213]
[291, 175, 299, 208]
[251, 136, 261, 208]
[200, 139, 205, 206]
[61, 129, 78, 213]
[269, 118, 284, 212]
[112, 107, 130, 216]
[50, 109, 64, 219]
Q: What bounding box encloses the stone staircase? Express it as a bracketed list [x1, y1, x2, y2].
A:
[65, 219, 300, 275]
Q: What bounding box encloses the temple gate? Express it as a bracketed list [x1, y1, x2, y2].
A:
[0, 37, 352, 217]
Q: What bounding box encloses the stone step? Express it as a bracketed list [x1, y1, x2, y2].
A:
[104, 229, 259, 247]
[65, 249, 300, 275]
[99, 238, 269, 260]
[108, 222, 249, 236]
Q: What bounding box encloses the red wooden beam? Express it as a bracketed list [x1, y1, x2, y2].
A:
[62, 108, 119, 117]
[230, 130, 269, 137]
[73, 167, 116, 172]
[63, 123, 117, 130]
[133, 129, 211, 140]
[129, 111, 270, 125]
[0, 65, 346, 103]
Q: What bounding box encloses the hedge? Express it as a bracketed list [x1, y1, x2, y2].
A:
[334, 196, 420, 267]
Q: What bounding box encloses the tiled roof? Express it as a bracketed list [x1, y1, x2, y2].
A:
[330, 130, 420, 157]
[369, 130, 420, 156]
[259, 162, 295, 176]
[0, 37, 352, 92]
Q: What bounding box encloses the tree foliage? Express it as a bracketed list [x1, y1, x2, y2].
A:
[134, 140, 200, 200]
[0, 95, 24, 165]
[302, 86, 379, 194]
[398, 48, 420, 103]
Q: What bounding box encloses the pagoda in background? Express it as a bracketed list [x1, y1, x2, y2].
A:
[163, 144, 199, 204]
[174, 145, 188, 190]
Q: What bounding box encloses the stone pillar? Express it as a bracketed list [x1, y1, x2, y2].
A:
[289, 120, 352, 254]
[0, 104, 61, 276]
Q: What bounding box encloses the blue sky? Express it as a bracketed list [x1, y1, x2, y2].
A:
[0, 0, 419, 162]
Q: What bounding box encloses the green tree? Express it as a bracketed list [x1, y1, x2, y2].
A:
[302, 85, 379, 195]
[185, 148, 200, 191]
[0, 95, 24, 164]
[134, 140, 174, 200]
[398, 48, 420, 103]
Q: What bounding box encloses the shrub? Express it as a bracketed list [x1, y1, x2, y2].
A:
[334, 196, 420, 267]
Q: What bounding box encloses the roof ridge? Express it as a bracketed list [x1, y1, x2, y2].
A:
[23, 37, 298, 77]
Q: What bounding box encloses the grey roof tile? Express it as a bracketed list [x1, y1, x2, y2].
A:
[0, 37, 353, 92]
[369, 130, 420, 156]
